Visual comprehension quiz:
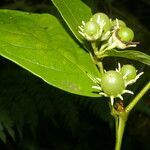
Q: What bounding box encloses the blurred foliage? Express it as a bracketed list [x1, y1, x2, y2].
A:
[0, 0, 149, 150]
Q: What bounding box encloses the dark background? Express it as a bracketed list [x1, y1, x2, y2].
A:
[0, 0, 149, 150]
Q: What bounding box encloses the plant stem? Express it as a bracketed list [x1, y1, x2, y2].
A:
[126, 81, 150, 113]
[115, 113, 128, 150]
[115, 117, 118, 136]
[91, 42, 98, 54]
[113, 81, 150, 150]
[111, 106, 127, 150]
[97, 61, 104, 75]
[91, 42, 104, 75]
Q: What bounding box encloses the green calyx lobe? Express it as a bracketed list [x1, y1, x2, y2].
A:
[101, 71, 125, 97]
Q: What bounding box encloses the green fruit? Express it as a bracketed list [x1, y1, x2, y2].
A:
[91, 13, 110, 32]
[117, 27, 134, 42]
[101, 71, 125, 97]
[83, 21, 99, 37]
[111, 19, 126, 27]
[121, 65, 136, 81]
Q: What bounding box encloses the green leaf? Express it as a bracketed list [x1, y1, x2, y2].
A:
[4, 123, 15, 141]
[51, 0, 92, 43]
[0, 110, 15, 141]
[0, 9, 100, 97]
[0, 126, 6, 143]
[104, 49, 150, 66]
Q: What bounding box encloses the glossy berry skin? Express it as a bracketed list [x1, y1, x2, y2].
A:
[117, 27, 134, 42]
[91, 13, 110, 32]
[111, 19, 126, 28]
[101, 71, 125, 97]
[83, 21, 99, 37]
[121, 65, 137, 81]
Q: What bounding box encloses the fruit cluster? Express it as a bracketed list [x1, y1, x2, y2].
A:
[78, 13, 137, 56]
[91, 64, 143, 105]
[79, 13, 143, 105]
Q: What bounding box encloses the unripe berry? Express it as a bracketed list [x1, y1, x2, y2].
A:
[83, 21, 99, 37]
[101, 71, 125, 97]
[121, 65, 137, 81]
[91, 13, 110, 32]
[111, 19, 126, 28]
[117, 27, 134, 42]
